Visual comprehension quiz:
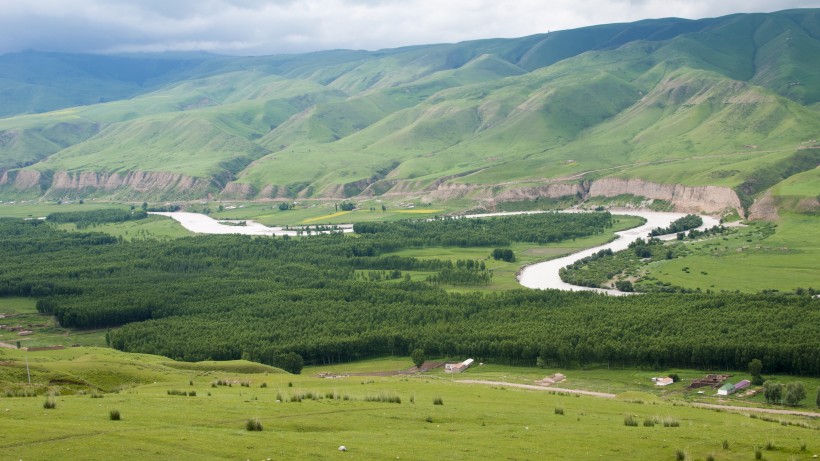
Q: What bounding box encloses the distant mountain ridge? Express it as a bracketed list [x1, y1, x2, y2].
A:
[0, 9, 818, 216]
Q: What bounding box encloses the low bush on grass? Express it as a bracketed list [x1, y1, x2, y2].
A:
[433, 397, 444, 405]
[109, 409, 121, 421]
[167, 389, 196, 396]
[624, 415, 639, 427]
[43, 398, 56, 409]
[5, 389, 38, 397]
[245, 418, 263, 431]
[364, 392, 401, 404]
[663, 417, 680, 427]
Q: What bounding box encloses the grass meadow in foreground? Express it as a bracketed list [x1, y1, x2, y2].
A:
[0, 350, 817, 460]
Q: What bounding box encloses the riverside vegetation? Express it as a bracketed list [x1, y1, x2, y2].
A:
[1, 209, 818, 460]
[0, 212, 817, 376]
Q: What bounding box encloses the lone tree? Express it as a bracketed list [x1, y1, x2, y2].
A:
[748, 359, 764, 385]
[275, 352, 304, 375]
[763, 381, 784, 404]
[411, 348, 425, 369]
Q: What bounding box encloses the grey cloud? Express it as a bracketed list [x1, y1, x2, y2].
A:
[0, 0, 815, 55]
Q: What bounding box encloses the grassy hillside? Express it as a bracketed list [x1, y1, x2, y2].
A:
[0, 349, 817, 460]
[0, 51, 216, 117]
[0, 10, 817, 208]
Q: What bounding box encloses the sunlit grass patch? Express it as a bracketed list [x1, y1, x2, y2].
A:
[300, 211, 351, 224]
[392, 209, 443, 214]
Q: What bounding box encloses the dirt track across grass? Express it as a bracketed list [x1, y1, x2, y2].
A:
[454, 379, 616, 398]
[455, 379, 820, 418]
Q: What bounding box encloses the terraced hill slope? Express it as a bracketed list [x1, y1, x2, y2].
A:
[0, 9, 818, 216]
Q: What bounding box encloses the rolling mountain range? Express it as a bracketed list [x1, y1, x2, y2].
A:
[0, 9, 818, 216]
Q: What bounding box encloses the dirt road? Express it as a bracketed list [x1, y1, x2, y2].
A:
[455, 379, 616, 398]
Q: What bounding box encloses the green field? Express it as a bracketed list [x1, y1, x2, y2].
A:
[0, 298, 106, 349]
[0, 350, 817, 460]
[56, 215, 193, 241]
[0, 201, 129, 218]
[644, 214, 820, 292]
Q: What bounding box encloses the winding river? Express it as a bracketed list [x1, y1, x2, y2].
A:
[152, 210, 718, 294]
[517, 211, 719, 295]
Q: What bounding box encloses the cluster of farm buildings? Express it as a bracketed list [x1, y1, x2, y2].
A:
[653, 373, 752, 396]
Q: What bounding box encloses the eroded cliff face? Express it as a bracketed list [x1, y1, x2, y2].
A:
[0, 169, 212, 198]
[494, 183, 583, 202]
[748, 191, 780, 220]
[2, 166, 746, 216]
[47, 171, 211, 196]
[588, 178, 742, 214]
[219, 182, 256, 199]
[0, 170, 42, 190]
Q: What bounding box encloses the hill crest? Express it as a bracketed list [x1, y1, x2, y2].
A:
[0, 9, 818, 217]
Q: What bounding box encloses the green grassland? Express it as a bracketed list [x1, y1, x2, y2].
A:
[56, 215, 193, 241]
[643, 214, 820, 292]
[0, 351, 817, 460]
[0, 298, 106, 349]
[0, 201, 129, 218]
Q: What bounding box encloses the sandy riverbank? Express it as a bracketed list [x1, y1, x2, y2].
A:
[150, 212, 353, 236]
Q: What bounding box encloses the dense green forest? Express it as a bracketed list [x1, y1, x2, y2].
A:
[648, 214, 703, 237]
[352, 212, 614, 247]
[0, 215, 817, 375]
[45, 208, 148, 229]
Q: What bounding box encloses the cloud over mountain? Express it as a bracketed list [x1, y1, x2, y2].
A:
[0, 0, 816, 55]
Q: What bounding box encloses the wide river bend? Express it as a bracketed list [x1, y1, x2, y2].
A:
[152, 210, 719, 294]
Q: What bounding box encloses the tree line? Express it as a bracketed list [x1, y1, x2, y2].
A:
[353, 212, 615, 247]
[46, 208, 148, 229]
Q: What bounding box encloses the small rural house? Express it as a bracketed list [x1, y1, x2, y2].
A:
[652, 377, 674, 386]
[445, 358, 475, 373]
[717, 382, 736, 395]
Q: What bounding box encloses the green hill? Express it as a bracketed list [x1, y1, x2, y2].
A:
[0, 10, 817, 213]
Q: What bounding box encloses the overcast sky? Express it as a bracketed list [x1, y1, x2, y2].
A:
[1, 0, 816, 56]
